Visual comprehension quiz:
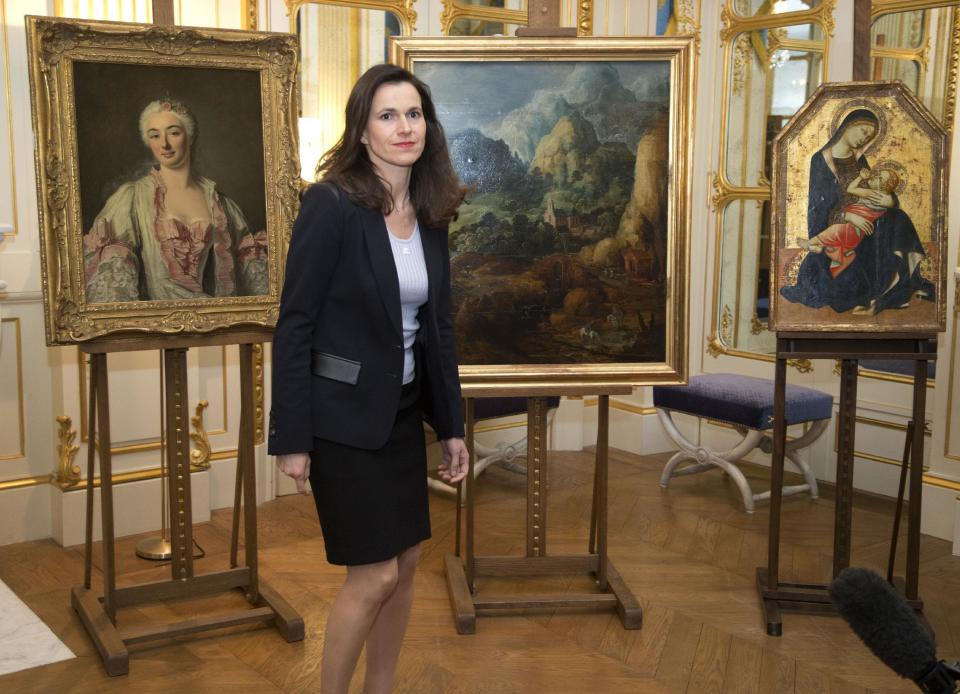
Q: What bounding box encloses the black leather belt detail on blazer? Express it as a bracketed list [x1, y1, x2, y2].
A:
[311, 351, 361, 385]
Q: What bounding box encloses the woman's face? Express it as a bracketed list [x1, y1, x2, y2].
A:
[361, 81, 426, 176]
[145, 111, 190, 170]
[842, 122, 876, 150]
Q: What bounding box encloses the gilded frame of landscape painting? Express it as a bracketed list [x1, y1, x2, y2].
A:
[393, 37, 694, 390]
[26, 16, 300, 345]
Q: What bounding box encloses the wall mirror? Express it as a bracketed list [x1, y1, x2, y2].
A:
[290, 1, 412, 181]
[441, 0, 527, 36]
[711, 1, 832, 361]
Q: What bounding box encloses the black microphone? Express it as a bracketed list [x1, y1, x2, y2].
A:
[828, 567, 960, 693]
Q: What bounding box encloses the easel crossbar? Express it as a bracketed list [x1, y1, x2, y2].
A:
[473, 554, 599, 576]
[474, 594, 619, 611]
[112, 567, 251, 607]
[119, 606, 276, 645]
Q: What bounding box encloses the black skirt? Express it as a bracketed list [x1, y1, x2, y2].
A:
[308, 380, 430, 566]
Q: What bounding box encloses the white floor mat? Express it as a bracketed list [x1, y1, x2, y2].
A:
[0, 579, 74, 676]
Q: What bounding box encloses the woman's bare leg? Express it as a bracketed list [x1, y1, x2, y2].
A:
[321, 558, 400, 694]
[362, 544, 422, 694]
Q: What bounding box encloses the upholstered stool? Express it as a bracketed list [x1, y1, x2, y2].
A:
[653, 373, 832, 513]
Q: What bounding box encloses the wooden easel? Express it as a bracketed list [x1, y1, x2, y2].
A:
[445, 387, 642, 634]
[757, 332, 935, 635]
[73, 330, 303, 675]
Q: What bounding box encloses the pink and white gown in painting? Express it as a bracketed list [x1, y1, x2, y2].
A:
[83, 169, 268, 302]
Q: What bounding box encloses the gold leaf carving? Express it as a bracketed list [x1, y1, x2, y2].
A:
[54, 415, 81, 487]
[190, 400, 211, 470]
[720, 304, 734, 346]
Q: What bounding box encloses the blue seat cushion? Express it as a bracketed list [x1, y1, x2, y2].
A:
[653, 373, 832, 430]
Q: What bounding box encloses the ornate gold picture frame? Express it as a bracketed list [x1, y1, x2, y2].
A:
[26, 17, 300, 345]
[393, 37, 694, 389]
[771, 81, 948, 334]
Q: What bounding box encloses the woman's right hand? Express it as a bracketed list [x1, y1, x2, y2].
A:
[276, 453, 310, 494]
[844, 211, 874, 236]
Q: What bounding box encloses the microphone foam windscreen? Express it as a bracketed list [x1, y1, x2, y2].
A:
[828, 567, 936, 681]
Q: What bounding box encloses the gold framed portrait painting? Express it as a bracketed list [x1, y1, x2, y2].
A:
[392, 37, 694, 390]
[26, 17, 300, 345]
[771, 81, 948, 334]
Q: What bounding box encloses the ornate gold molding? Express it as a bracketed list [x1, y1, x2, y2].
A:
[707, 334, 813, 374]
[719, 305, 734, 346]
[731, 33, 751, 96]
[721, 0, 836, 43]
[190, 400, 211, 470]
[750, 315, 765, 335]
[440, 1, 593, 37]
[242, 0, 258, 30]
[707, 334, 726, 358]
[673, 0, 700, 36]
[53, 415, 81, 487]
[286, 0, 416, 34]
[789, 358, 813, 374]
[710, 173, 769, 212]
[946, 9, 959, 133]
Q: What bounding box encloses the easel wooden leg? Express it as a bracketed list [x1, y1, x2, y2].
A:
[906, 359, 927, 600]
[444, 399, 477, 633]
[834, 359, 858, 578]
[74, 352, 129, 675]
[887, 421, 913, 583]
[230, 458, 243, 569]
[164, 348, 194, 581]
[97, 354, 117, 622]
[526, 397, 547, 558]
[596, 395, 609, 591]
[84, 354, 98, 591]
[760, 355, 788, 636]
[464, 399, 476, 591]
[239, 344, 259, 601]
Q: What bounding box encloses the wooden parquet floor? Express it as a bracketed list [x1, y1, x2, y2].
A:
[1, 448, 958, 693]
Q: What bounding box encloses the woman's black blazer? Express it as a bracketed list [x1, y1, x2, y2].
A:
[268, 183, 465, 455]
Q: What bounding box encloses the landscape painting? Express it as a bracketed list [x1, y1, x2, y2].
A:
[396, 37, 694, 387]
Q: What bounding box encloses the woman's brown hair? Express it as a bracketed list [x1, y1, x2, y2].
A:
[316, 64, 468, 228]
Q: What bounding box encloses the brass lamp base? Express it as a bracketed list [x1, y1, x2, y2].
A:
[135, 537, 172, 560]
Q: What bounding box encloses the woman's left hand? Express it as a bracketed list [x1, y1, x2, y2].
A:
[867, 191, 895, 208]
[439, 437, 469, 484]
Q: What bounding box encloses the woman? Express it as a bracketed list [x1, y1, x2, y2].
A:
[779, 108, 934, 315]
[83, 99, 268, 302]
[269, 64, 469, 694]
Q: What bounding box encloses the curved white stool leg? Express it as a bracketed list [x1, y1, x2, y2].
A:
[657, 409, 831, 512]
[657, 408, 765, 512]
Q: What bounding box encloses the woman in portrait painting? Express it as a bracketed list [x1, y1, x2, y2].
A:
[779, 107, 934, 316]
[83, 99, 268, 302]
